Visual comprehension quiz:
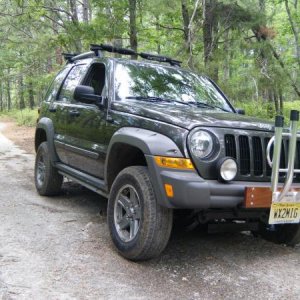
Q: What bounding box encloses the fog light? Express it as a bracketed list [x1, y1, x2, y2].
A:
[218, 157, 237, 182]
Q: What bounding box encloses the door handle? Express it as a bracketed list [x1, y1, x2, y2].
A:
[69, 110, 80, 117]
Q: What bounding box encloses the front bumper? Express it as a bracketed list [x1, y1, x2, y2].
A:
[146, 155, 300, 209]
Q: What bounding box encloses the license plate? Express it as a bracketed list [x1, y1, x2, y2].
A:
[269, 191, 300, 224]
[269, 202, 300, 224]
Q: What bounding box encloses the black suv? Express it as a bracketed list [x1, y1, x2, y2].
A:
[34, 44, 300, 260]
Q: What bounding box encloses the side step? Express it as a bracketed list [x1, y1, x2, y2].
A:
[56, 163, 108, 198]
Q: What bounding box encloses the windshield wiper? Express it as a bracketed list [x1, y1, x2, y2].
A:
[188, 101, 230, 112]
[125, 96, 192, 106]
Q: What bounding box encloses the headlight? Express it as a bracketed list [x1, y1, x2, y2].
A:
[218, 157, 237, 182]
[189, 130, 213, 158]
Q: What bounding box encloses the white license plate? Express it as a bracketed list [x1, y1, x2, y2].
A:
[269, 191, 300, 224]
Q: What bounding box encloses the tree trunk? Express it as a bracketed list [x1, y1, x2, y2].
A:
[279, 89, 284, 115]
[203, 0, 218, 81]
[270, 44, 300, 97]
[82, 0, 90, 23]
[285, 0, 300, 68]
[19, 75, 25, 110]
[223, 29, 230, 81]
[0, 82, 3, 112]
[129, 0, 138, 59]
[113, 38, 123, 58]
[28, 79, 35, 109]
[69, 0, 82, 52]
[7, 79, 11, 111]
[155, 15, 161, 54]
[181, 0, 190, 47]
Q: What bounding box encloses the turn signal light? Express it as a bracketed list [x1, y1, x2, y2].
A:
[164, 184, 174, 197]
[154, 156, 194, 170]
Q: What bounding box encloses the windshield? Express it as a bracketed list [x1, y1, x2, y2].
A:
[114, 61, 233, 112]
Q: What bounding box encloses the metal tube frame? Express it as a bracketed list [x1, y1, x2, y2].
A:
[267, 110, 300, 202]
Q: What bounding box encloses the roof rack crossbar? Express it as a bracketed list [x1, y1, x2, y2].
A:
[64, 51, 95, 63]
[62, 53, 78, 63]
[89, 44, 182, 66]
[139, 52, 181, 67]
[90, 44, 136, 56]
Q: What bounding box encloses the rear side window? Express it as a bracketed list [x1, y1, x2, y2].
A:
[44, 66, 72, 102]
[58, 64, 87, 102]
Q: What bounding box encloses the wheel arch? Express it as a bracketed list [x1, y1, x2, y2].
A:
[105, 127, 184, 190]
[35, 117, 59, 163]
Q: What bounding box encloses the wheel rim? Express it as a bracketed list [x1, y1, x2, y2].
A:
[36, 153, 46, 187]
[114, 184, 141, 242]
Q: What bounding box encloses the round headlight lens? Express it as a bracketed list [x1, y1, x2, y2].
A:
[189, 130, 213, 158]
[219, 158, 237, 182]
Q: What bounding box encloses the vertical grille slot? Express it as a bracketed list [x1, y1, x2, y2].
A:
[252, 137, 263, 176]
[225, 135, 237, 158]
[239, 136, 250, 175]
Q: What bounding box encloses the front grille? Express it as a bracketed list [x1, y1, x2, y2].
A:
[224, 134, 300, 182]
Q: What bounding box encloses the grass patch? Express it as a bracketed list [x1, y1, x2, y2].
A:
[235, 100, 300, 123]
[0, 108, 38, 127]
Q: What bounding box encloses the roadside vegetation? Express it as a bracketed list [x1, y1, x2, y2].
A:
[0, 0, 299, 122]
[0, 109, 38, 127]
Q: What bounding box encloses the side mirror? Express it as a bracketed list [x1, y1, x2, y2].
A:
[236, 108, 245, 115]
[74, 85, 103, 106]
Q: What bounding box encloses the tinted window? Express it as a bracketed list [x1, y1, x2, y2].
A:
[44, 66, 72, 102]
[83, 63, 106, 96]
[58, 64, 87, 102]
[114, 62, 233, 112]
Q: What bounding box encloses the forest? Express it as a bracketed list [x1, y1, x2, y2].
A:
[0, 0, 299, 122]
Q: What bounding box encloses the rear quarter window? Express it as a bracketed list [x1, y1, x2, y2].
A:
[44, 66, 72, 103]
[57, 64, 88, 102]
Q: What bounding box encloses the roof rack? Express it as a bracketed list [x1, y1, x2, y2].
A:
[62, 53, 78, 63]
[90, 43, 182, 67]
[70, 51, 96, 62]
[63, 44, 182, 67]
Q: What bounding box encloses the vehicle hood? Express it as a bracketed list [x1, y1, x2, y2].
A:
[112, 101, 274, 132]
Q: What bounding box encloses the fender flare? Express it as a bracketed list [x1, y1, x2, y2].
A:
[104, 127, 185, 205]
[105, 127, 184, 177]
[35, 117, 59, 163]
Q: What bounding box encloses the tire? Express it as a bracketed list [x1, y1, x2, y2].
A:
[34, 142, 63, 196]
[257, 223, 300, 246]
[107, 166, 173, 261]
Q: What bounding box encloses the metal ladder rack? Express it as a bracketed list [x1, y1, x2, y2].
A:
[267, 110, 300, 201]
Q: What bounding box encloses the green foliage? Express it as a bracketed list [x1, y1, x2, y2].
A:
[0, 109, 38, 127]
[0, 0, 299, 123]
[236, 100, 300, 122]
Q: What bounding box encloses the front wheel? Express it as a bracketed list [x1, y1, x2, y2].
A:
[34, 142, 63, 196]
[256, 223, 300, 246]
[107, 166, 173, 261]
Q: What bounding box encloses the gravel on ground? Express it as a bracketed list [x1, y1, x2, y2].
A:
[0, 120, 299, 300]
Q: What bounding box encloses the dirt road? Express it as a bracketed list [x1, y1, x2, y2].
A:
[0, 121, 299, 300]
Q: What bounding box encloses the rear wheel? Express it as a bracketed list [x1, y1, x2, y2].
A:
[34, 142, 63, 196]
[107, 166, 173, 261]
[257, 223, 300, 246]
